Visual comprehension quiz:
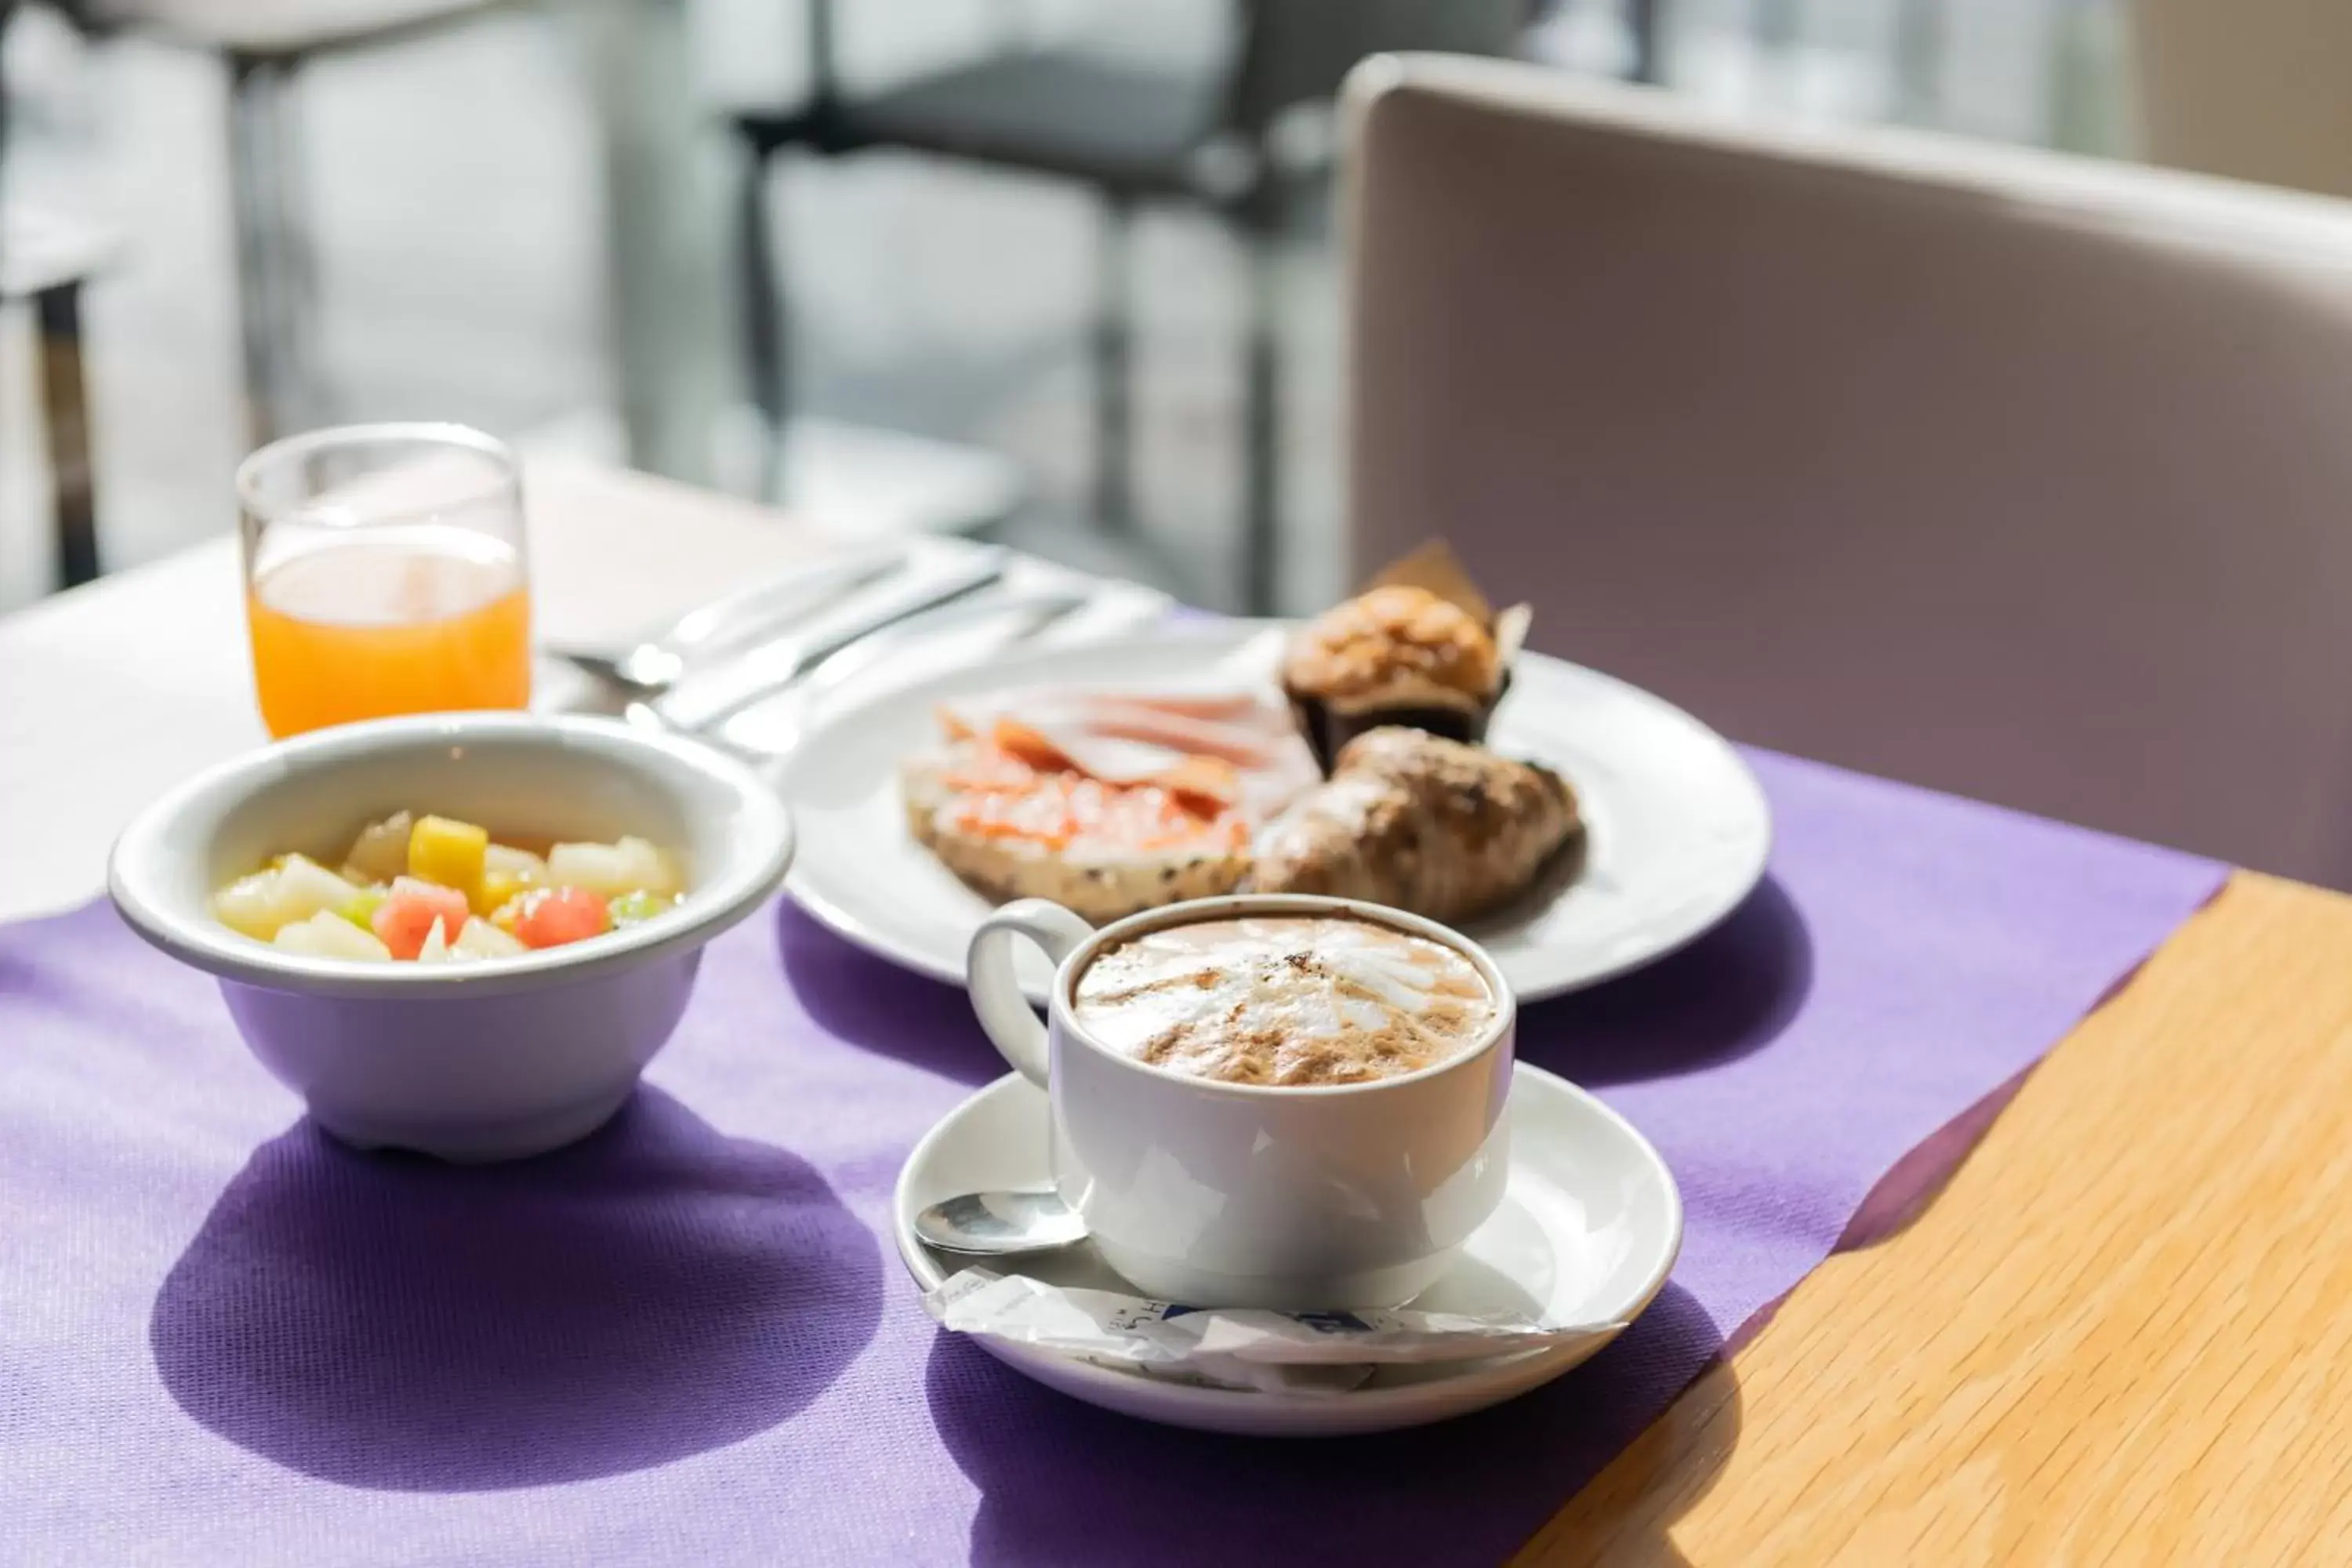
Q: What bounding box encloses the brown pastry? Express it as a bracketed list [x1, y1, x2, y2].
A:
[1248, 728, 1579, 925]
[1280, 586, 1508, 774]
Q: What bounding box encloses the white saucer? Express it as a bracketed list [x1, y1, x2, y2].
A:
[778, 623, 1771, 1004]
[891, 1063, 1684, 1437]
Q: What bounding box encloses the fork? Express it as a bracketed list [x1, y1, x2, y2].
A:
[635, 573, 1174, 760]
[673, 584, 1107, 756]
[550, 548, 908, 695]
[635, 549, 1010, 735]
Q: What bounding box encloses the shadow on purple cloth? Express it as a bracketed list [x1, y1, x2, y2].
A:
[1521, 876, 1812, 1087]
[1833, 1063, 2030, 1256]
[148, 1088, 884, 1491]
[779, 902, 1000, 1087]
[924, 1281, 1732, 1568]
[0, 741, 2227, 1565]
[1720, 1064, 2038, 1363]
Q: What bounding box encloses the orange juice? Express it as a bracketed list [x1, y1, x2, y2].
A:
[247, 529, 531, 737]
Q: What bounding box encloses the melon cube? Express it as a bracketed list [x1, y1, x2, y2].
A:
[272, 910, 394, 961]
[342, 812, 412, 884]
[452, 916, 528, 960]
[212, 855, 361, 941]
[546, 836, 680, 901]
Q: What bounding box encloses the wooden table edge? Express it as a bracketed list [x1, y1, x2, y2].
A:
[1516, 869, 2352, 1565]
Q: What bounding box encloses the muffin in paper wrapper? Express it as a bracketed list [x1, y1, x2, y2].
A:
[1281, 541, 1532, 776]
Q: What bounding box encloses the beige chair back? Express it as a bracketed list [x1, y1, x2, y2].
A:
[2129, 0, 2352, 200]
[1344, 54, 2352, 884]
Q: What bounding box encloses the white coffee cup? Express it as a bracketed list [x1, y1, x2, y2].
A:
[966, 893, 1516, 1309]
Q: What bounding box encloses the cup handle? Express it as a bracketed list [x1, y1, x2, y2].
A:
[967, 899, 1094, 1088]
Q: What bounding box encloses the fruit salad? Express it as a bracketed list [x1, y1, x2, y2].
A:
[211, 810, 684, 964]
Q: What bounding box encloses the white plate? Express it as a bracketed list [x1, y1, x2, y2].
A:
[891, 1064, 1684, 1436]
[777, 622, 1770, 1001]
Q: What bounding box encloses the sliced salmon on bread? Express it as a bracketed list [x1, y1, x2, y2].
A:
[901, 741, 1250, 924]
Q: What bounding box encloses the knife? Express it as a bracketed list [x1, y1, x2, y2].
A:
[553, 548, 908, 694]
[645, 546, 1008, 733]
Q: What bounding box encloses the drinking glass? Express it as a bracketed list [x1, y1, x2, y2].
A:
[238, 423, 532, 738]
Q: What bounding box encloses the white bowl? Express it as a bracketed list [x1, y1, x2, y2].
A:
[108, 713, 795, 1161]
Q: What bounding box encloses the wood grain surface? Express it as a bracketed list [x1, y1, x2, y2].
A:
[1519, 871, 2352, 1565]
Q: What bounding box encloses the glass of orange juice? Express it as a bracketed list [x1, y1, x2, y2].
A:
[238, 423, 532, 738]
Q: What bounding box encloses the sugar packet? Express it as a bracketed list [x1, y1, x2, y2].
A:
[924, 1269, 1625, 1396]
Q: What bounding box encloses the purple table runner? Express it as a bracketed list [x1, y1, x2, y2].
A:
[0, 750, 2223, 1566]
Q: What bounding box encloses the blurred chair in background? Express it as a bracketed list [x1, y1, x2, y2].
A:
[52, 0, 726, 481]
[1, 204, 116, 588]
[64, 0, 517, 445]
[732, 0, 1530, 615]
[1345, 54, 2352, 886]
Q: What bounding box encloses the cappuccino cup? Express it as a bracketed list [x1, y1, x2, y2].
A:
[965, 893, 1516, 1309]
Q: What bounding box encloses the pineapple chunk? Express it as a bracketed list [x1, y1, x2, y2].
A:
[212, 855, 362, 941]
[477, 873, 524, 918]
[408, 815, 488, 904]
[474, 842, 548, 916]
[452, 916, 528, 960]
[342, 812, 412, 884]
[485, 843, 547, 880]
[272, 909, 394, 960]
[546, 836, 681, 901]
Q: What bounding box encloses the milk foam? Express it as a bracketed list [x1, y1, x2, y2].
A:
[1072, 915, 1493, 1087]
